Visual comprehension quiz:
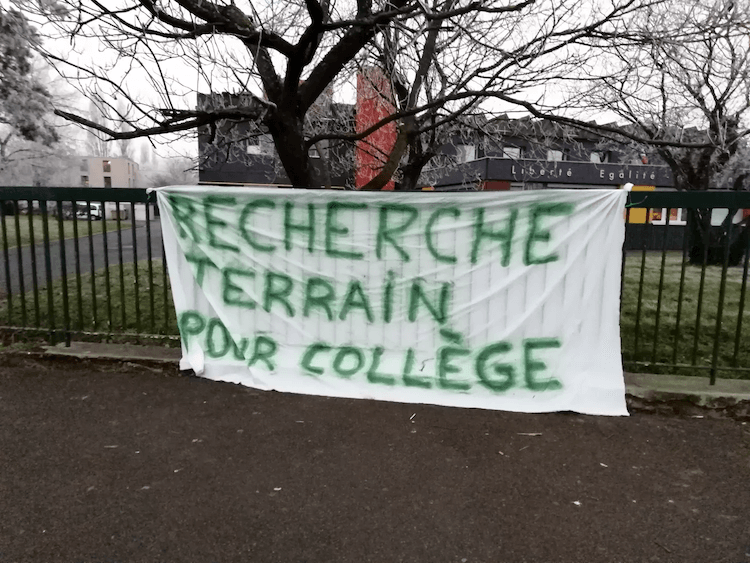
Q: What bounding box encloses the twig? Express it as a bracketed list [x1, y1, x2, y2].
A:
[654, 540, 672, 554]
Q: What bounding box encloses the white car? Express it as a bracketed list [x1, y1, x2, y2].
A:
[76, 202, 104, 220]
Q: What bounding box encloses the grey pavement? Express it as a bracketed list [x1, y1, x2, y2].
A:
[1, 351, 749, 563]
[2, 205, 746, 560]
[0, 219, 163, 298]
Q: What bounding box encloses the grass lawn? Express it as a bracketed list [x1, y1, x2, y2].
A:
[0, 261, 178, 340]
[1, 251, 749, 377]
[621, 250, 750, 377]
[1, 215, 131, 249]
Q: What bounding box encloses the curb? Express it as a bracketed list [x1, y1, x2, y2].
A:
[42, 342, 181, 364]
[625, 372, 750, 419]
[11, 343, 750, 420]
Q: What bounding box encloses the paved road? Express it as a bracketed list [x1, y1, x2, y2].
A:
[0, 219, 164, 298]
[0, 355, 748, 563]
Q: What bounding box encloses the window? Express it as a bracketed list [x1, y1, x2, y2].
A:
[103, 176, 112, 188]
[80, 175, 89, 187]
[456, 144, 476, 163]
[547, 150, 564, 161]
[102, 160, 111, 173]
[590, 151, 610, 163]
[80, 159, 88, 172]
[501, 146, 522, 160]
[650, 208, 686, 225]
[247, 137, 262, 155]
[309, 145, 321, 159]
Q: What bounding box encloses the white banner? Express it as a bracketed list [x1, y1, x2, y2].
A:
[156, 186, 629, 416]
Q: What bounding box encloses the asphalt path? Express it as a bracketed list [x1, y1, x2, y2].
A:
[1, 356, 749, 563]
[0, 220, 163, 298]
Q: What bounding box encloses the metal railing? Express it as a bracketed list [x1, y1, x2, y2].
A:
[623, 190, 750, 383]
[0, 186, 748, 383]
[0, 187, 176, 346]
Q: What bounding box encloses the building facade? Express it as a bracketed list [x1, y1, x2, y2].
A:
[425, 117, 673, 192]
[197, 93, 355, 188]
[77, 156, 146, 220]
[79, 156, 140, 188]
[197, 95, 675, 194]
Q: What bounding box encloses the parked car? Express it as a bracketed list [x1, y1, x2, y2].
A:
[76, 202, 103, 220]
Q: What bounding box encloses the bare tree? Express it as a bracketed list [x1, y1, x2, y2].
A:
[310, 0, 656, 190]
[145, 156, 198, 187]
[582, 0, 750, 189]
[576, 0, 750, 262]
[16, 0, 653, 188]
[85, 98, 112, 158]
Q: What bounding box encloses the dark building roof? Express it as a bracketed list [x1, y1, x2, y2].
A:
[197, 97, 674, 189]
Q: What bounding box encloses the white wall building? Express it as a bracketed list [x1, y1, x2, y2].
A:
[78, 156, 151, 220]
[79, 156, 140, 188]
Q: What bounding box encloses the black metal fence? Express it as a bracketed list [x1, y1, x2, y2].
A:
[622, 190, 750, 383]
[0, 186, 175, 346]
[0, 186, 748, 383]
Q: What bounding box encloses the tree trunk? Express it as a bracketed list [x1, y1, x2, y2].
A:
[397, 140, 432, 191]
[687, 207, 747, 267]
[267, 112, 320, 188]
[360, 125, 409, 191]
[398, 164, 422, 191]
[686, 208, 712, 265]
[314, 141, 332, 190]
[664, 153, 718, 266]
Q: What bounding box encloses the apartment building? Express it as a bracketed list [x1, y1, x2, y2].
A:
[78, 156, 148, 220]
[79, 156, 140, 188]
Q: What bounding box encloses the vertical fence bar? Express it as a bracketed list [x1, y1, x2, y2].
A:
[732, 229, 750, 366]
[651, 209, 671, 363]
[1, 201, 13, 325]
[56, 201, 71, 346]
[162, 234, 170, 334]
[40, 201, 55, 344]
[633, 207, 650, 360]
[145, 201, 155, 333]
[691, 217, 711, 366]
[27, 200, 40, 327]
[71, 200, 83, 331]
[13, 204, 27, 327]
[620, 207, 630, 314]
[709, 219, 734, 385]
[101, 202, 113, 334]
[86, 202, 98, 331]
[115, 201, 126, 330]
[672, 211, 691, 365]
[130, 201, 141, 335]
